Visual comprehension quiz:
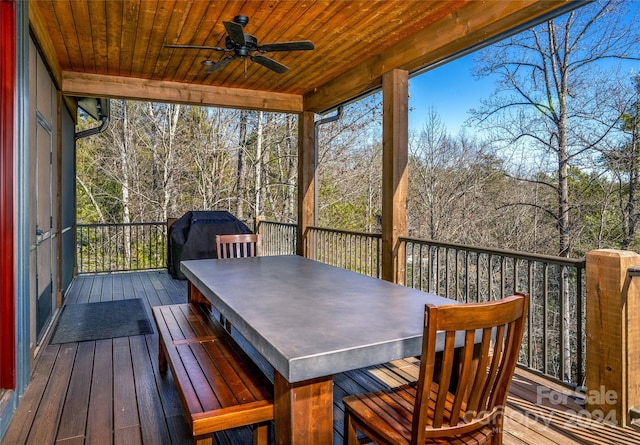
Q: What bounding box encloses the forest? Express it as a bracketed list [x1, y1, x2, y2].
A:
[76, 0, 640, 260]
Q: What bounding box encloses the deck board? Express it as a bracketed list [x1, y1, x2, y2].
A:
[130, 335, 173, 445]
[112, 337, 140, 433]
[111, 273, 124, 300]
[88, 275, 103, 303]
[57, 342, 94, 441]
[85, 339, 113, 444]
[3, 270, 640, 445]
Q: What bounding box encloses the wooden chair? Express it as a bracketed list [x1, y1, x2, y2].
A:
[215, 233, 261, 259]
[343, 293, 529, 445]
[215, 233, 261, 331]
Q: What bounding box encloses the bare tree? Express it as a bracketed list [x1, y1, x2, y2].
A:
[409, 108, 463, 241]
[471, 0, 640, 381]
[280, 115, 298, 222]
[408, 108, 514, 247]
[316, 95, 383, 231]
[182, 107, 237, 212]
[471, 0, 640, 257]
[146, 103, 182, 221]
[603, 74, 640, 250]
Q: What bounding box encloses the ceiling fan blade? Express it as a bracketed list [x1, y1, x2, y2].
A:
[251, 55, 288, 73]
[223, 20, 246, 45]
[258, 41, 315, 52]
[205, 56, 235, 73]
[165, 44, 226, 51]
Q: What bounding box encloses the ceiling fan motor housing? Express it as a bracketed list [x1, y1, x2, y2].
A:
[233, 15, 249, 27]
[228, 34, 258, 54]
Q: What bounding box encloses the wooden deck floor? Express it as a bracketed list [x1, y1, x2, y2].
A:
[3, 270, 640, 445]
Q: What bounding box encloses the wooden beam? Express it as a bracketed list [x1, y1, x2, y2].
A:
[381, 70, 408, 284]
[304, 0, 575, 112]
[61, 72, 304, 113]
[297, 111, 316, 257]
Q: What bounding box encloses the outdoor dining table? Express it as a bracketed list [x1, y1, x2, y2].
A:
[181, 254, 457, 445]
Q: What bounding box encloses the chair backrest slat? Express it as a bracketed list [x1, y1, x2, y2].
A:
[449, 329, 477, 425]
[466, 328, 492, 414]
[480, 323, 505, 412]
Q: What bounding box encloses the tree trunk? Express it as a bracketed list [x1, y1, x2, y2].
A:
[76, 175, 105, 223]
[120, 100, 132, 268]
[255, 111, 264, 219]
[622, 110, 639, 249]
[549, 20, 573, 381]
[236, 109, 247, 219]
[163, 104, 180, 221]
[285, 115, 296, 222]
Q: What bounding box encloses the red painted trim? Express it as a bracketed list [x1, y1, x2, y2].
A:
[0, 0, 17, 390]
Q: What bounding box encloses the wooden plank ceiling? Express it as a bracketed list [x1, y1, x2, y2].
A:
[30, 0, 579, 113]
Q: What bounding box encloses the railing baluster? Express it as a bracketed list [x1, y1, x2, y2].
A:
[577, 266, 584, 386]
[528, 259, 534, 372]
[543, 262, 549, 377]
[560, 264, 567, 382]
[94, 225, 99, 273]
[465, 251, 470, 303]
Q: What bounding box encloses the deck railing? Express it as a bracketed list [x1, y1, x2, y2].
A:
[77, 220, 298, 274]
[75, 221, 585, 386]
[305, 226, 381, 278]
[76, 222, 167, 273]
[402, 238, 586, 387]
[256, 220, 298, 256]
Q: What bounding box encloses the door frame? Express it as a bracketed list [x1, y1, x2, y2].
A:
[0, 0, 17, 391]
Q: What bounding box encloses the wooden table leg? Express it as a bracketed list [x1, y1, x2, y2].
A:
[274, 370, 334, 445]
[188, 281, 212, 311]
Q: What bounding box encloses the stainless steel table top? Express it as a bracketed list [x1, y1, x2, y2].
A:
[181, 255, 455, 382]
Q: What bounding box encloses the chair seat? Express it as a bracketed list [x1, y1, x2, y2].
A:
[343, 382, 493, 445]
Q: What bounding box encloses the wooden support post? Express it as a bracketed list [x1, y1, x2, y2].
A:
[586, 249, 640, 426]
[297, 111, 316, 258]
[381, 69, 408, 284]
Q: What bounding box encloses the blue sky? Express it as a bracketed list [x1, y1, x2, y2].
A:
[408, 54, 494, 135]
[408, 52, 640, 136]
[407, 1, 640, 136]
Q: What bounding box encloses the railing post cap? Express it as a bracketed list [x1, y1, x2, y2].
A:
[586, 249, 639, 257]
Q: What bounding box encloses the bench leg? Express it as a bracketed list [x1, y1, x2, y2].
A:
[189, 282, 212, 312]
[194, 433, 213, 445]
[158, 337, 167, 373]
[253, 422, 269, 445]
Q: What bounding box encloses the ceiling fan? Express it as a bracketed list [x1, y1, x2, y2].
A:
[165, 15, 315, 74]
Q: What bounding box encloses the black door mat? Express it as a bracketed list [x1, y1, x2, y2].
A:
[51, 298, 154, 344]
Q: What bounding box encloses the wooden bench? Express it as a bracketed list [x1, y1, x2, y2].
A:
[152, 303, 274, 445]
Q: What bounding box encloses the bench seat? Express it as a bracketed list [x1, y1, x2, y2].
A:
[152, 303, 274, 445]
